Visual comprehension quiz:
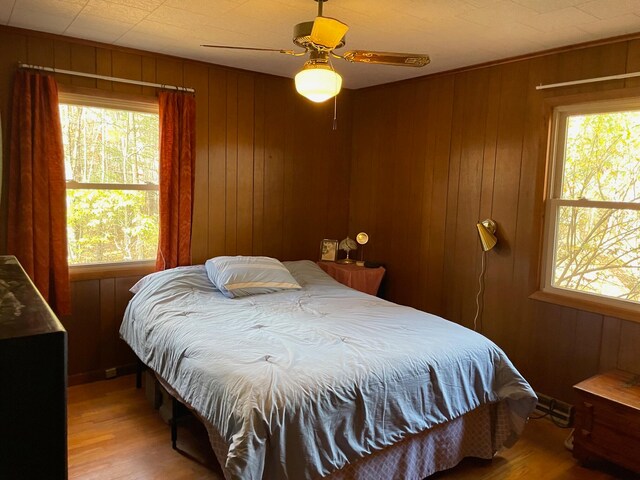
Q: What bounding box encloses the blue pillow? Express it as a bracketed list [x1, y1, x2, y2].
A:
[205, 256, 301, 298]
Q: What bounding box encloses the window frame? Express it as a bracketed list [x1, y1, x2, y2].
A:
[58, 89, 160, 277]
[539, 97, 640, 319]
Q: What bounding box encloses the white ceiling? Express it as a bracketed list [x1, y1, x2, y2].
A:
[3, 0, 640, 89]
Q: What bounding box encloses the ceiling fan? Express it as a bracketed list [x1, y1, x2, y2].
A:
[202, 0, 430, 103]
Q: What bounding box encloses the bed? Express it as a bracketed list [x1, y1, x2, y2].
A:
[120, 259, 537, 480]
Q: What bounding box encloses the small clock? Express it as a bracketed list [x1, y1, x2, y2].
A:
[356, 232, 369, 245]
[355, 232, 369, 265]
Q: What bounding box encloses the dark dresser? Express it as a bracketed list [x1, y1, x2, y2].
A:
[0, 255, 68, 479]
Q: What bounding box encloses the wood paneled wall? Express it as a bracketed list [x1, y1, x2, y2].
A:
[1, 25, 638, 400]
[0, 26, 351, 379]
[350, 38, 640, 402]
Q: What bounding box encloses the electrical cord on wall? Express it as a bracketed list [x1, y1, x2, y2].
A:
[473, 250, 487, 332]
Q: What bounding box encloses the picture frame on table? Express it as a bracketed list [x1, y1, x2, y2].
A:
[320, 239, 338, 261]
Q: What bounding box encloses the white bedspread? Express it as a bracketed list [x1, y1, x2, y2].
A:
[120, 260, 536, 480]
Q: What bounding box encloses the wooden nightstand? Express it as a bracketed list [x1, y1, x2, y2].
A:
[317, 261, 385, 296]
[572, 369, 640, 473]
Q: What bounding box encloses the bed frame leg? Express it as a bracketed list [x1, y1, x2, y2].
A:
[136, 358, 143, 389]
[171, 397, 178, 449]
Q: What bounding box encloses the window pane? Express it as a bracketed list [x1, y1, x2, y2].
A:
[60, 104, 159, 185]
[562, 111, 640, 203]
[552, 206, 640, 303]
[67, 189, 159, 265]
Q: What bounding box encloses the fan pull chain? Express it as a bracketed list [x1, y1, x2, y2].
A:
[327, 53, 338, 130]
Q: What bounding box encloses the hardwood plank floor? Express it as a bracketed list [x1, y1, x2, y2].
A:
[68, 375, 638, 479]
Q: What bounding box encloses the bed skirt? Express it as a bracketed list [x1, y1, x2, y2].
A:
[158, 372, 511, 480]
[206, 400, 511, 480]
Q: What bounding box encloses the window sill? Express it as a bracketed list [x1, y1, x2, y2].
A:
[529, 290, 640, 324]
[69, 261, 155, 281]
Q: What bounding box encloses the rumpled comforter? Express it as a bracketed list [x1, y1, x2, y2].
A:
[120, 260, 536, 480]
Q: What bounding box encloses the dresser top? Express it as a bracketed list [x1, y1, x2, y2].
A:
[574, 369, 640, 411]
[0, 255, 66, 340]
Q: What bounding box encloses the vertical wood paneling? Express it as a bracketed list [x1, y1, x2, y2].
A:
[99, 278, 116, 368]
[262, 76, 286, 259]
[451, 68, 491, 329]
[370, 86, 398, 295]
[280, 82, 296, 260]
[5, 25, 637, 397]
[390, 83, 423, 305]
[155, 57, 183, 89]
[225, 72, 238, 254]
[0, 31, 27, 255]
[443, 69, 492, 325]
[208, 68, 227, 258]
[424, 77, 454, 317]
[350, 34, 640, 402]
[328, 94, 352, 243]
[618, 322, 640, 373]
[114, 277, 137, 366]
[599, 316, 622, 372]
[349, 90, 375, 243]
[482, 61, 529, 344]
[53, 40, 72, 84]
[509, 55, 550, 376]
[0, 26, 351, 380]
[95, 47, 112, 90]
[185, 62, 209, 264]
[236, 73, 254, 255]
[70, 43, 97, 89]
[252, 76, 265, 256]
[26, 35, 54, 66]
[625, 39, 640, 88]
[111, 51, 142, 95]
[140, 56, 156, 97]
[67, 280, 101, 375]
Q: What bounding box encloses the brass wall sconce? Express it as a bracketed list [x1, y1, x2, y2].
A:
[473, 219, 497, 332]
[476, 219, 497, 252]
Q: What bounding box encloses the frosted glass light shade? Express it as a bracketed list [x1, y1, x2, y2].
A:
[295, 64, 342, 103]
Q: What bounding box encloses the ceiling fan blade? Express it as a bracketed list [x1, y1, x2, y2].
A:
[201, 44, 298, 55]
[342, 50, 430, 67]
[310, 17, 349, 50]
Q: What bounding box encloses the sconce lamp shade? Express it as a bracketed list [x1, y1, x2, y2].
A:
[476, 219, 497, 252]
[295, 62, 342, 103]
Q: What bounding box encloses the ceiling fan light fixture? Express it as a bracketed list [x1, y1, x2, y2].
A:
[295, 61, 342, 103]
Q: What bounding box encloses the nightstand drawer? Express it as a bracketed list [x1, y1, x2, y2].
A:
[572, 370, 640, 473]
[576, 396, 640, 436]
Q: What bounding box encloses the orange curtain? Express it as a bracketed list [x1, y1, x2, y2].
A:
[7, 70, 71, 315]
[156, 91, 196, 270]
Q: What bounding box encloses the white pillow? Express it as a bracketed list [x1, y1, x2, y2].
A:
[205, 256, 301, 298]
[130, 265, 206, 294]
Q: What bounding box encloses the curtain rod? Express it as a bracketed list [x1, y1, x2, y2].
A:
[18, 62, 195, 93]
[536, 71, 640, 90]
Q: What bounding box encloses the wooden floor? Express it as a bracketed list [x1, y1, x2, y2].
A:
[68, 375, 638, 480]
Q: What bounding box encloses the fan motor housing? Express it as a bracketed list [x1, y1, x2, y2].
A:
[293, 21, 345, 49]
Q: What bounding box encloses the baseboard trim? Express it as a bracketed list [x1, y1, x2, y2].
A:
[68, 363, 137, 386]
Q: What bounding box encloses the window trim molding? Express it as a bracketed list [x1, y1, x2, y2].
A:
[66, 180, 158, 191]
[69, 261, 155, 281]
[58, 85, 158, 113]
[537, 94, 640, 319]
[60, 89, 160, 269]
[529, 290, 640, 323]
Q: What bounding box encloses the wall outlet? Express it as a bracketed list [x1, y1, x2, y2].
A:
[105, 367, 117, 379]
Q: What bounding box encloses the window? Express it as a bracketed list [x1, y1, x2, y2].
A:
[542, 99, 640, 311]
[59, 93, 159, 266]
